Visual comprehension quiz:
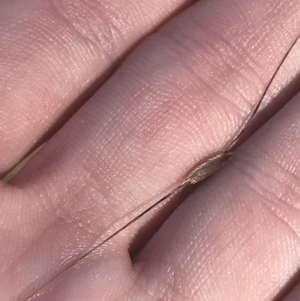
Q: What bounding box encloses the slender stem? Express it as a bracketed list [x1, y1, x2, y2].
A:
[228, 31, 300, 151]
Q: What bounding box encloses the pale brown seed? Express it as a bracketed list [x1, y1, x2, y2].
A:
[92, 29, 300, 250]
[185, 152, 232, 185]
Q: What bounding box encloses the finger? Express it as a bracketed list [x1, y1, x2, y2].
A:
[0, 0, 194, 175]
[4, 0, 300, 299]
[134, 94, 300, 299]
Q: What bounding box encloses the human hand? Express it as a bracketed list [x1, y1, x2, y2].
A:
[1, 0, 300, 300]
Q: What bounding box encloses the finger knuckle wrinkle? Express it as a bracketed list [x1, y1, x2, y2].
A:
[49, 0, 127, 55]
[235, 151, 300, 240]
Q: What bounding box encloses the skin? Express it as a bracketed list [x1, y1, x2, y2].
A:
[1, 0, 300, 300]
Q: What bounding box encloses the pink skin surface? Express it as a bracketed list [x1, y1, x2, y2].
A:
[1, 0, 300, 300]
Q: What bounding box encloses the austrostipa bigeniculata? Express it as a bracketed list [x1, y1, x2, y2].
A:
[24, 31, 300, 300]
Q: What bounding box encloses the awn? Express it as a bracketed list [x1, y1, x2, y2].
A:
[25, 31, 300, 300]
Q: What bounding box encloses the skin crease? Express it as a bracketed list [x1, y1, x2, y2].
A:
[1, 0, 300, 301]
